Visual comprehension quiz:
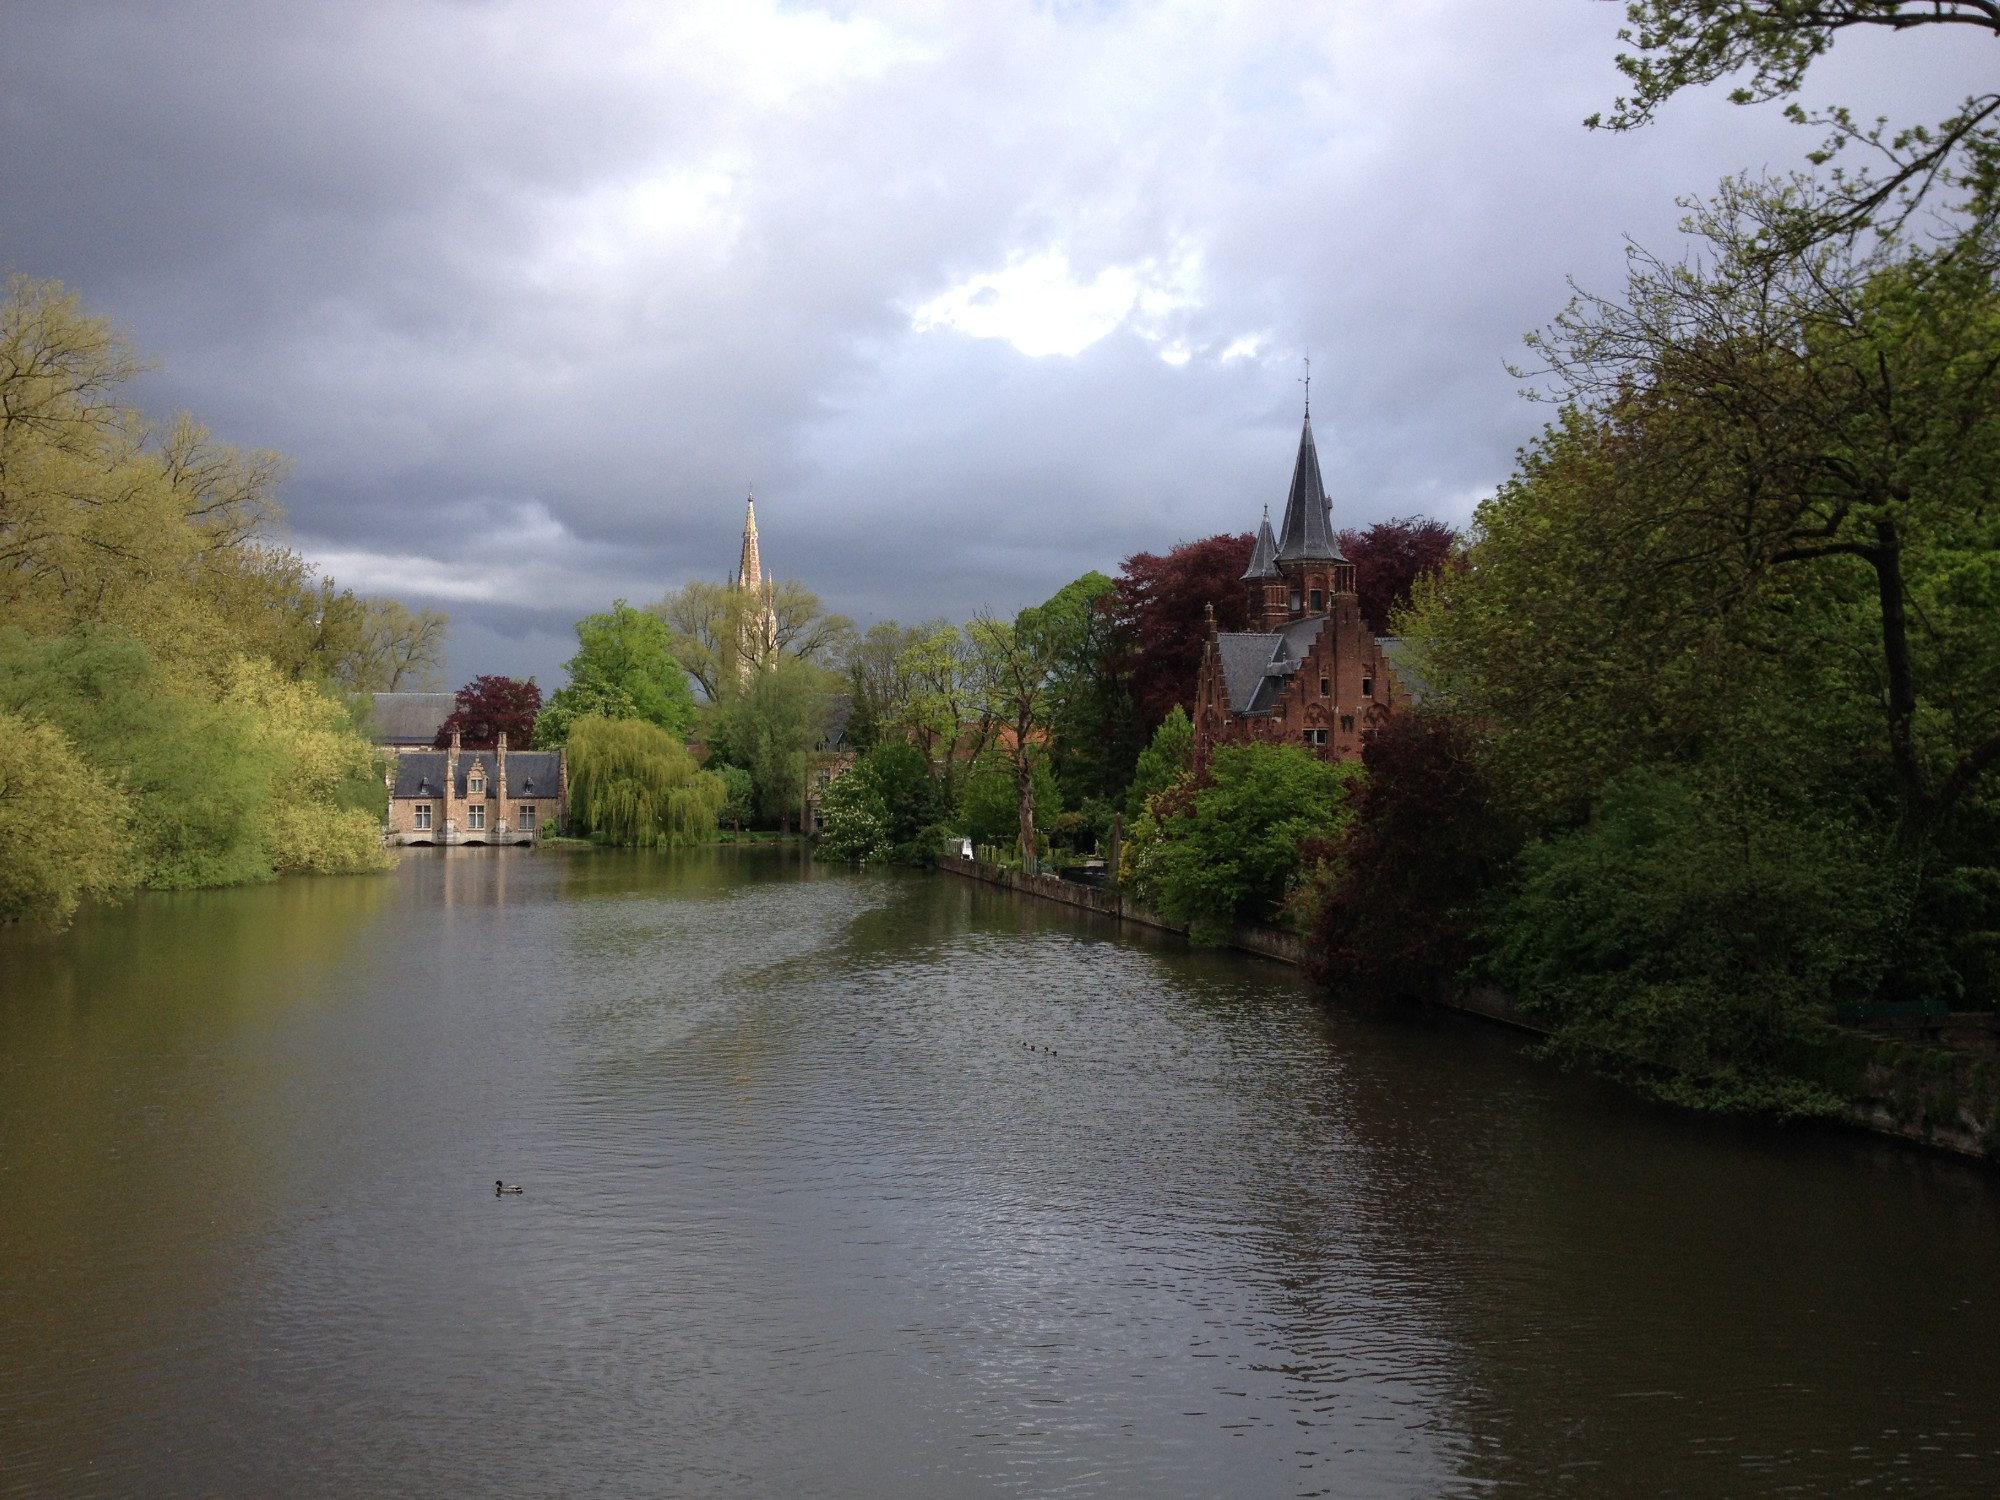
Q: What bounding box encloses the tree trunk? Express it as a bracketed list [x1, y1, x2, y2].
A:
[1015, 753, 1037, 874]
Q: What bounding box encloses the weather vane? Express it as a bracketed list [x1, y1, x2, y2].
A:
[1300, 354, 1311, 416]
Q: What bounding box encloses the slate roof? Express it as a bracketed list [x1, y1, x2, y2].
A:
[1240, 511, 1282, 579]
[371, 692, 455, 747]
[816, 693, 854, 752]
[1274, 414, 1345, 564]
[389, 750, 564, 799]
[1215, 632, 1282, 713]
[392, 753, 448, 799]
[1214, 617, 1333, 715]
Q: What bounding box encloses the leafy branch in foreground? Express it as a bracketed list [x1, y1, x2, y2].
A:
[1588, 1, 2000, 240]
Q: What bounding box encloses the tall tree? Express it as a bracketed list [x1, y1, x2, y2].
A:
[434, 675, 542, 750]
[354, 598, 451, 692]
[1336, 518, 1458, 635]
[968, 582, 1103, 870]
[552, 600, 697, 739]
[654, 578, 855, 699]
[1112, 533, 1254, 733]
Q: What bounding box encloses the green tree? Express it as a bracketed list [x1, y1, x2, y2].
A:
[1485, 767, 1882, 1115]
[0, 711, 133, 925]
[1124, 705, 1193, 821]
[654, 578, 855, 699]
[1126, 743, 1361, 943]
[703, 656, 835, 830]
[968, 579, 1105, 871]
[534, 677, 642, 749]
[956, 750, 1060, 853]
[559, 601, 698, 739]
[565, 715, 726, 846]
[1591, 1, 2000, 239]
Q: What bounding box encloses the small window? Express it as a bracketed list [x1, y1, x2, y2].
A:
[1310, 589, 1323, 612]
[469, 774, 484, 794]
[1320, 677, 1331, 698]
[519, 804, 536, 831]
[467, 804, 485, 830]
[1361, 677, 1373, 698]
[1290, 591, 1302, 613]
[1304, 728, 1327, 747]
[414, 804, 432, 831]
[1340, 715, 1355, 733]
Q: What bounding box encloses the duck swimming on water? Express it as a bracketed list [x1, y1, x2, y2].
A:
[495, 1180, 523, 1195]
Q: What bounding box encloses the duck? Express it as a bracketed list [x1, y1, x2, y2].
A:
[495, 1180, 524, 1195]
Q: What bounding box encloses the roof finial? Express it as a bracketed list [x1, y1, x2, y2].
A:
[1300, 354, 1311, 418]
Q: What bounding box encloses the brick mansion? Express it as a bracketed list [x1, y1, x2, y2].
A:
[1191, 401, 1412, 766]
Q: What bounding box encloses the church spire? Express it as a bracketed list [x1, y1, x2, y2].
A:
[1274, 405, 1342, 564]
[737, 493, 764, 592]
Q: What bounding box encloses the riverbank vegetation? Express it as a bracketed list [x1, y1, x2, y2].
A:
[1300, 7, 2000, 1115]
[0, 277, 446, 926]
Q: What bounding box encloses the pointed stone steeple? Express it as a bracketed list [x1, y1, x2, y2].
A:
[737, 495, 764, 592]
[1241, 504, 1281, 580]
[1274, 412, 1343, 564]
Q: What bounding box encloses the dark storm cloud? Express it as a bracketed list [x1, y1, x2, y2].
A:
[1, 1, 1978, 682]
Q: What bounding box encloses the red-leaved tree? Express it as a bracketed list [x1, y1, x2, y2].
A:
[1335, 517, 1458, 634]
[1112, 533, 1254, 733]
[1304, 711, 1515, 1002]
[434, 675, 543, 750]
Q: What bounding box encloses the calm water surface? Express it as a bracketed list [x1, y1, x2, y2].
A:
[3, 848, 1998, 1497]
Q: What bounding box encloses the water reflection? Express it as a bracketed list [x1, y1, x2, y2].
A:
[3, 849, 1998, 1498]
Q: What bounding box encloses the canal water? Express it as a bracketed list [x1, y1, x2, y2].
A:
[3, 848, 1998, 1498]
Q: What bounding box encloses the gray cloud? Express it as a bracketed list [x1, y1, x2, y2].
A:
[2, 0, 1978, 684]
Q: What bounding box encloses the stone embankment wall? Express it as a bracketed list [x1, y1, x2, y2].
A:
[938, 856, 2000, 1163]
[935, 857, 1306, 965]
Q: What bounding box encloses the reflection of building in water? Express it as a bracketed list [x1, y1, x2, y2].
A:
[1191, 399, 1415, 767]
[385, 727, 567, 846]
[733, 495, 778, 677]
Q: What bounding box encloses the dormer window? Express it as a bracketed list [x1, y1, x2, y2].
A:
[469, 773, 484, 795]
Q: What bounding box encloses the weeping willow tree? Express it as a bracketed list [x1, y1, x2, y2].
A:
[566, 715, 726, 846]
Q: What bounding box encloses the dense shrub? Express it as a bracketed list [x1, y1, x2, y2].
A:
[1126, 742, 1360, 943]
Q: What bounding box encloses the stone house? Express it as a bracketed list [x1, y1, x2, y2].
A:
[1190, 405, 1411, 766]
[385, 728, 567, 846]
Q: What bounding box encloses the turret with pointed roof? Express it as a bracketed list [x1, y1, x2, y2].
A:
[1274, 411, 1343, 564]
[1241, 505, 1281, 579]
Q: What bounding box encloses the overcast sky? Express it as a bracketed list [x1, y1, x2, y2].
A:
[0, 1, 1973, 685]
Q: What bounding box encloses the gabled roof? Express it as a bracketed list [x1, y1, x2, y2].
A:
[371, 692, 455, 746]
[1241, 510, 1281, 579]
[1274, 413, 1344, 564]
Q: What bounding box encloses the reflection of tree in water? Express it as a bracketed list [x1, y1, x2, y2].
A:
[1281, 1005, 2000, 1495]
[0, 870, 397, 1490]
